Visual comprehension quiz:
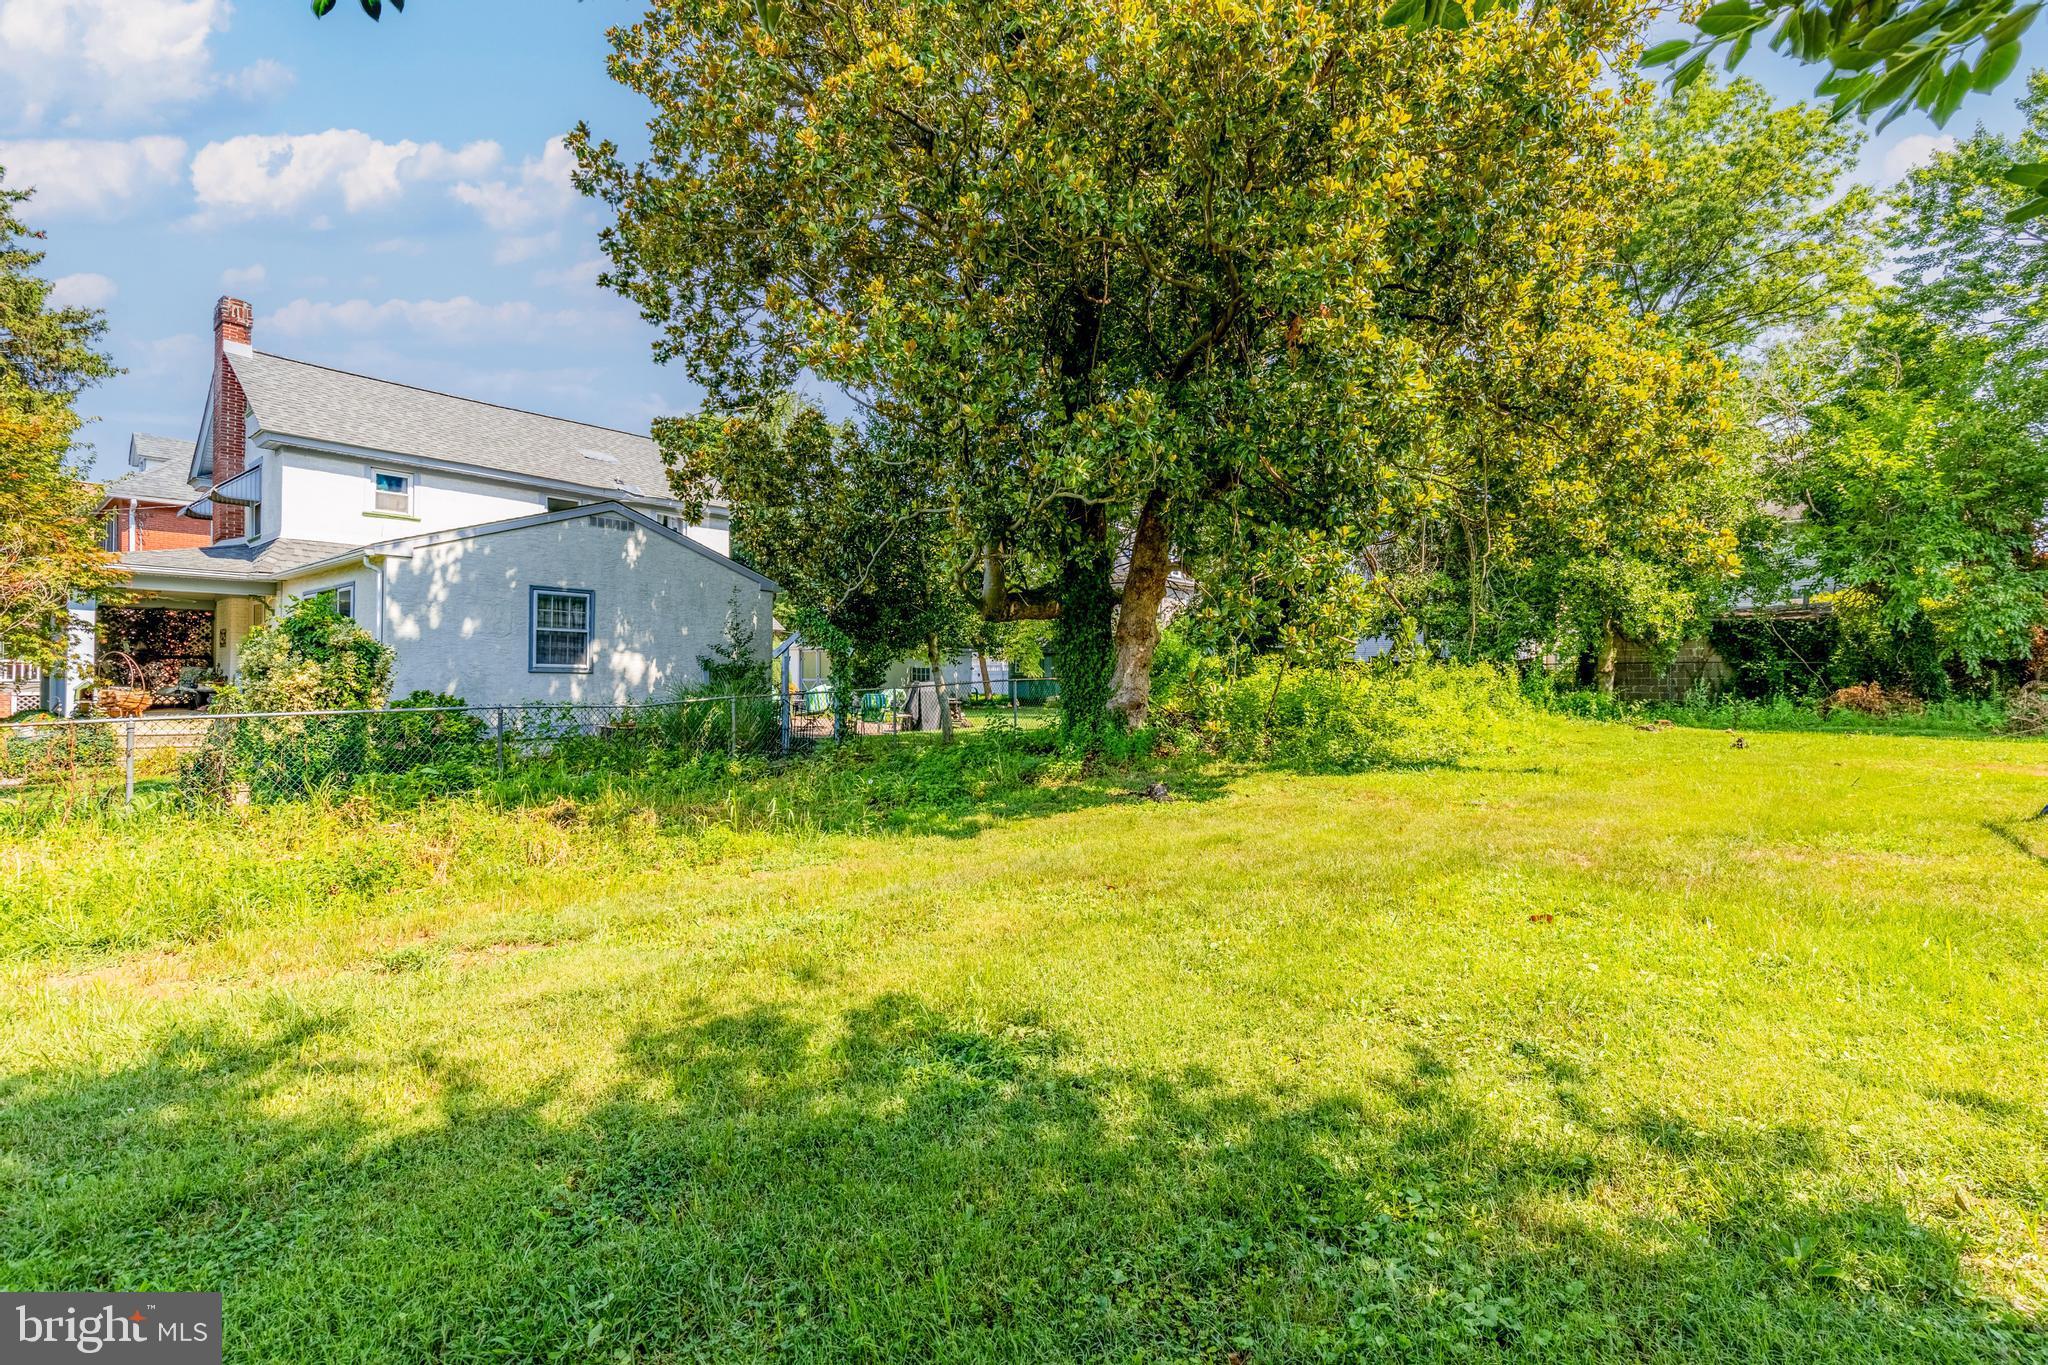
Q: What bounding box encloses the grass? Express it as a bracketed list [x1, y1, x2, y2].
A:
[3, 720, 2047, 1361]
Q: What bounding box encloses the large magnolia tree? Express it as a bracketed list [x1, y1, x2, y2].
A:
[575, 0, 1730, 728]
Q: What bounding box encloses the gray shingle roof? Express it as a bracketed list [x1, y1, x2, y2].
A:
[117, 538, 355, 583]
[226, 350, 681, 502]
[101, 436, 200, 504]
[132, 433, 194, 467]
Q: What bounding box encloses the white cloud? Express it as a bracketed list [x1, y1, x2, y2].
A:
[534, 256, 607, 290]
[0, 0, 279, 128]
[224, 58, 295, 102]
[494, 231, 561, 265]
[131, 332, 208, 380]
[1882, 133, 1958, 182]
[188, 130, 501, 221]
[48, 272, 117, 308]
[0, 135, 186, 215]
[264, 295, 604, 343]
[450, 137, 579, 232]
[221, 263, 267, 289]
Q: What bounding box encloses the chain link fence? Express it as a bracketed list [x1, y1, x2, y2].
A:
[0, 678, 1061, 810]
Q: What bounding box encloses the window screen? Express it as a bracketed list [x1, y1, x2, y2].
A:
[531, 588, 593, 672]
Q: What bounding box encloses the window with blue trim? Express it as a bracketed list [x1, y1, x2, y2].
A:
[530, 587, 593, 672]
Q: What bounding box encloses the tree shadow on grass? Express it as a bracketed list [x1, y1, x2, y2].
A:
[2, 995, 2035, 1362]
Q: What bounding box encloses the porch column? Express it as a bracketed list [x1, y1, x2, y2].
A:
[51, 597, 96, 717]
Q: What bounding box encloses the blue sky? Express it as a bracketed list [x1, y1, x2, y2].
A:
[0, 0, 2034, 484]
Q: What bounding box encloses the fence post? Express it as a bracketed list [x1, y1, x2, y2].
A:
[780, 686, 791, 755]
[494, 707, 506, 778]
[728, 694, 738, 757]
[123, 717, 135, 804]
[1009, 675, 1020, 727]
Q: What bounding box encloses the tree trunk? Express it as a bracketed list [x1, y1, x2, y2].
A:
[927, 635, 954, 743]
[1050, 505, 1117, 737]
[977, 650, 993, 698]
[1595, 621, 1620, 696]
[1107, 490, 1172, 729]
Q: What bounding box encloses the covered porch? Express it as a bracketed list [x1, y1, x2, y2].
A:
[53, 584, 272, 717]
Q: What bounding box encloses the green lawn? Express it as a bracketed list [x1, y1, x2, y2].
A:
[3, 721, 2046, 1361]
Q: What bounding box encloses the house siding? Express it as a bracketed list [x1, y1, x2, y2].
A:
[266, 446, 734, 558]
[299, 512, 772, 707]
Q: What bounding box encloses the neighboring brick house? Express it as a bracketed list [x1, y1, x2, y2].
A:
[96, 434, 212, 552]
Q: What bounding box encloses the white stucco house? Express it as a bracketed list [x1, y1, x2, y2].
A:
[51, 296, 777, 714]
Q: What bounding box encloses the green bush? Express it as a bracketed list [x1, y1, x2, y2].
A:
[1160, 661, 1526, 770]
[369, 691, 490, 775]
[0, 717, 117, 780]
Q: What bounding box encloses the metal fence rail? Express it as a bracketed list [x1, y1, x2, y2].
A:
[0, 677, 1060, 808]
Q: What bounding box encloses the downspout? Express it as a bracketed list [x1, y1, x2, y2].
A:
[127, 497, 138, 551]
[362, 555, 382, 640]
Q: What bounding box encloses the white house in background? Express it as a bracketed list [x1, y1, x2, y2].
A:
[51, 296, 776, 714]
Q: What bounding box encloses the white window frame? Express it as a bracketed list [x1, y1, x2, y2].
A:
[309, 582, 355, 620]
[530, 587, 593, 674]
[246, 500, 263, 541]
[370, 468, 414, 516]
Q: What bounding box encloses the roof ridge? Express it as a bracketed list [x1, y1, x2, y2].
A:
[246, 350, 660, 445]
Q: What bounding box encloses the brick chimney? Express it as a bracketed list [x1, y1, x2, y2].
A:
[211, 296, 253, 543]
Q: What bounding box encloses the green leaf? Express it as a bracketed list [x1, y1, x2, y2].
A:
[1672, 51, 1711, 88]
[2001, 161, 2048, 187]
[1984, 2, 2041, 48]
[1859, 3, 1946, 55]
[1725, 29, 1755, 66]
[360, 0, 381, 17]
[2004, 192, 2048, 223]
[1697, 0, 1754, 20]
[389, 0, 404, 9]
[311, 0, 336, 14]
[1931, 59, 1973, 122]
[1698, 12, 1761, 35]
[1859, 52, 1933, 116]
[1826, 42, 1884, 70]
[1640, 38, 1693, 64]
[1380, 0, 1423, 29]
[1973, 39, 2021, 89]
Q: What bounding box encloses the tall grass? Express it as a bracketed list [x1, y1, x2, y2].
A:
[1156, 660, 1529, 769]
[0, 729, 1107, 963]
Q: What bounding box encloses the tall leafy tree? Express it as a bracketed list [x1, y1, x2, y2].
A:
[1771, 316, 2048, 680]
[1616, 74, 1875, 351]
[574, 0, 1729, 730]
[0, 172, 120, 670]
[672, 399, 974, 716]
[1888, 69, 2048, 340]
[1753, 82, 2048, 686]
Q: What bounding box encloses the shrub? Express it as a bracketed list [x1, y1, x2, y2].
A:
[0, 716, 118, 780]
[213, 596, 393, 714]
[1826, 682, 1920, 717]
[370, 691, 490, 774]
[1160, 661, 1525, 771]
[2003, 683, 2048, 736]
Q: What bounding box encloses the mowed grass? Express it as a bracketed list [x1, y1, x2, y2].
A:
[3, 721, 2047, 1362]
